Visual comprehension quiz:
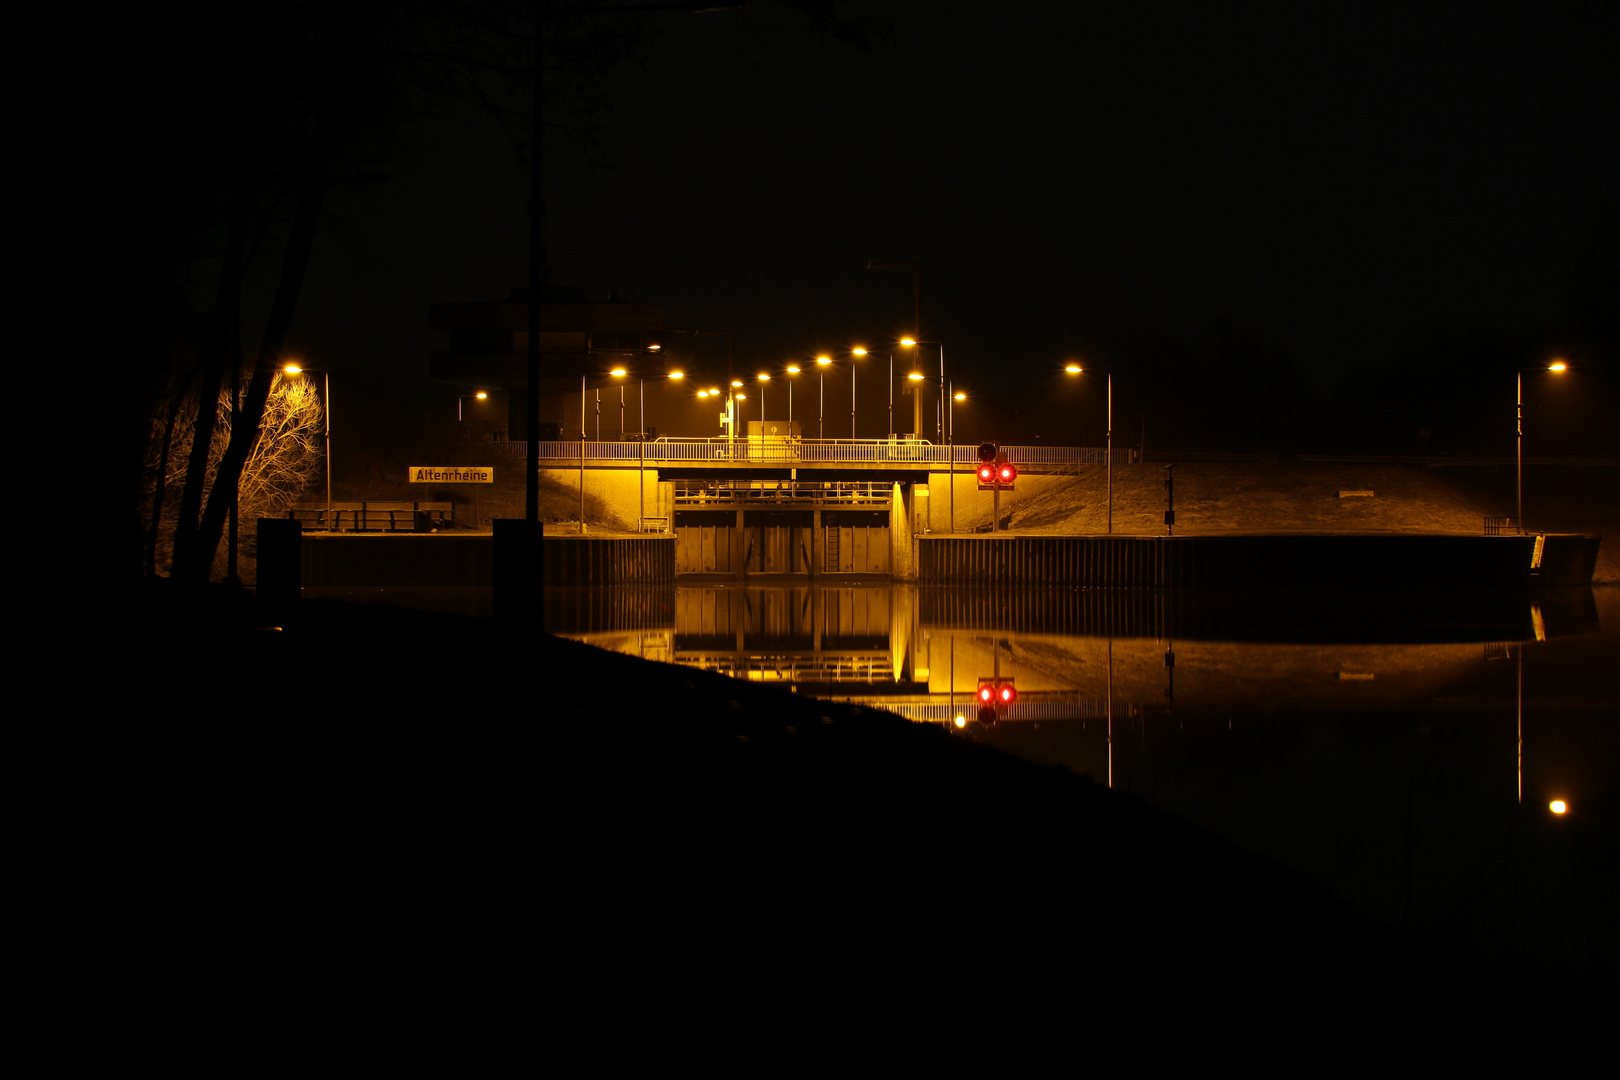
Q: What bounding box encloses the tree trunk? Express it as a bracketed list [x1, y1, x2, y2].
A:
[175, 14, 365, 583]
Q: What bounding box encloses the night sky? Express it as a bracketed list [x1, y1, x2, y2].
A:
[237, 1, 1615, 451]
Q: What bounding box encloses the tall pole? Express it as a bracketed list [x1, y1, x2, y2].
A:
[1516, 369, 1523, 534]
[1106, 372, 1113, 535]
[525, 7, 545, 522]
[324, 370, 332, 530]
[948, 380, 955, 534]
[819, 368, 825, 439]
[579, 376, 586, 533]
[888, 353, 893, 439]
[639, 379, 645, 529]
[851, 360, 857, 440]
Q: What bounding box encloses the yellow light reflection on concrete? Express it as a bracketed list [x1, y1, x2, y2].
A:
[1550, 799, 1568, 815]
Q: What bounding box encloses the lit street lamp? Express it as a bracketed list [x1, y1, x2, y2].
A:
[757, 372, 770, 456]
[899, 338, 945, 442]
[282, 363, 331, 532]
[815, 355, 832, 439]
[1518, 360, 1568, 534]
[1066, 363, 1113, 534]
[850, 346, 867, 439]
[784, 364, 800, 432]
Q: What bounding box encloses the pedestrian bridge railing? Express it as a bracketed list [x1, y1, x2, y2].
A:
[497, 438, 1123, 467]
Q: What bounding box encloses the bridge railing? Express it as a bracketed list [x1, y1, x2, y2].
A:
[497, 438, 1123, 466]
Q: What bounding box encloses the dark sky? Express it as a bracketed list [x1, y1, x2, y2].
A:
[279, 0, 1616, 445]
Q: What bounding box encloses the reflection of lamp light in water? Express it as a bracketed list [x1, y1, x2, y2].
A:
[1550, 799, 1568, 815]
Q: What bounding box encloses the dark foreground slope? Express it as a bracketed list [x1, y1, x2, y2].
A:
[102, 584, 1608, 1046]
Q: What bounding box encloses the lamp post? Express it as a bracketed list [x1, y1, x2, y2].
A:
[1518, 360, 1568, 534]
[1066, 363, 1113, 534]
[635, 370, 683, 529]
[577, 368, 629, 533]
[850, 346, 867, 439]
[899, 338, 945, 442]
[949, 385, 966, 534]
[457, 390, 488, 421]
[815, 355, 832, 439]
[757, 372, 770, 458]
[282, 364, 331, 531]
[784, 364, 800, 433]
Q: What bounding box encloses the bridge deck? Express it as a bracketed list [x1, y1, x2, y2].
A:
[501, 438, 1117, 471]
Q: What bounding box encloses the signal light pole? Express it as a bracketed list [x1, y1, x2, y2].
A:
[977, 442, 1016, 532]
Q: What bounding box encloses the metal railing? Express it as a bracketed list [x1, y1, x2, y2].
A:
[498, 437, 1119, 467]
[672, 479, 893, 505]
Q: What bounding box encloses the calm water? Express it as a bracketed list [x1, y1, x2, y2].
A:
[550, 582, 1619, 977]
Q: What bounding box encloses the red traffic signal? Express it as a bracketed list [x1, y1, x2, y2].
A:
[978, 452, 1015, 490]
[976, 678, 1017, 709]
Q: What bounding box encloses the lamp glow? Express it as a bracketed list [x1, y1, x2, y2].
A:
[1550, 799, 1568, 814]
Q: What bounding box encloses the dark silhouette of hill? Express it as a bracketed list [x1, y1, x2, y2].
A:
[107, 581, 1611, 1033]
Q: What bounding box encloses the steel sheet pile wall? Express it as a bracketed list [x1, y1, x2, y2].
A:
[544, 537, 676, 586]
[920, 535, 1552, 589]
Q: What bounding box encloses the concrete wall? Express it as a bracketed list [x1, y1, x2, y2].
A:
[539, 466, 670, 530]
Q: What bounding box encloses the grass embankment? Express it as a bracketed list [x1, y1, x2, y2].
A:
[987, 461, 1620, 582]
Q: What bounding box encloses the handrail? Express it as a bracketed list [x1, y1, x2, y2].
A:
[499, 439, 1121, 466]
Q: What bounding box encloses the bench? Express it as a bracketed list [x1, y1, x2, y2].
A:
[289, 501, 455, 532]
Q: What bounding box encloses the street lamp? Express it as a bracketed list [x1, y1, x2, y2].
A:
[1065, 363, 1113, 534]
[458, 389, 488, 421]
[756, 372, 770, 457]
[784, 364, 800, 432]
[282, 363, 331, 532]
[948, 385, 967, 533]
[815, 355, 832, 439]
[1518, 360, 1568, 534]
[850, 346, 868, 439]
[899, 338, 945, 442]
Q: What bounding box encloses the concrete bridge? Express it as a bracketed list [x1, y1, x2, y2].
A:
[518, 437, 1121, 576]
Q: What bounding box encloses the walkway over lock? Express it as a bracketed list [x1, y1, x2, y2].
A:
[500, 437, 1122, 471]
